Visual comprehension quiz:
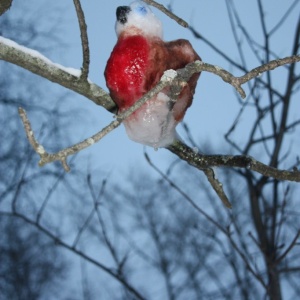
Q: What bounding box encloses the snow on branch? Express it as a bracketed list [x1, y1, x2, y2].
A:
[0, 36, 114, 111]
[143, 0, 189, 28]
[1, 35, 298, 111]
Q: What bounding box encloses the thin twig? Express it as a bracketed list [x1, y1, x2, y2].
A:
[276, 230, 300, 263]
[37, 170, 67, 224]
[18, 57, 300, 183]
[0, 0, 12, 16]
[226, 228, 268, 290]
[0, 36, 114, 110]
[87, 177, 123, 268]
[18, 70, 177, 170]
[1, 211, 145, 300]
[73, 0, 90, 80]
[167, 139, 300, 182]
[72, 207, 96, 249]
[144, 152, 228, 231]
[1, 36, 298, 108]
[202, 168, 232, 208]
[143, 0, 188, 28]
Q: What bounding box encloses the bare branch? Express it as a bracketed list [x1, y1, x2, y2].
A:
[86, 176, 124, 266]
[18, 106, 116, 171]
[237, 55, 300, 86]
[1, 35, 298, 109]
[73, 0, 90, 80]
[16, 54, 300, 184]
[72, 207, 96, 249]
[0, 36, 114, 111]
[276, 230, 300, 263]
[1, 211, 145, 300]
[279, 267, 300, 273]
[179, 56, 300, 99]
[189, 25, 296, 100]
[18, 70, 176, 170]
[226, 229, 268, 290]
[167, 139, 300, 182]
[143, 0, 188, 28]
[202, 168, 232, 208]
[144, 152, 228, 231]
[37, 170, 67, 224]
[0, 0, 12, 16]
[269, 0, 300, 36]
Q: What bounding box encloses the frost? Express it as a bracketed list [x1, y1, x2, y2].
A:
[56, 65, 81, 77]
[195, 60, 203, 65]
[86, 138, 95, 145]
[0, 36, 81, 77]
[214, 65, 223, 71]
[192, 147, 199, 154]
[156, 92, 170, 102]
[123, 92, 177, 148]
[161, 69, 177, 81]
[37, 145, 46, 155]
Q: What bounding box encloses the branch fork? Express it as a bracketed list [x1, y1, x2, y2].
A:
[17, 56, 300, 177]
[1, 1, 299, 207]
[17, 56, 300, 208]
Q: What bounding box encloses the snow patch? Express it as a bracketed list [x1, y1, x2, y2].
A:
[162, 69, 177, 81]
[0, 36, 81, 77]
[86, 138, 95, 145]
[37, 145, 46, 155]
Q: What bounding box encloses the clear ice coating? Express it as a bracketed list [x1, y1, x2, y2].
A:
[123, 92, 177, 148]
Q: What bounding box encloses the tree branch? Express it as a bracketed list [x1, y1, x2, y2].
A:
[1, 35, 298, 109]
[73, 0, 90, 80]
[0, 0, 12, 16]
[1, 211, 145, 300]
[143, 0, 188, 28]
[195, 56, 300, 98]
[276, 230, 300, 263]
[202, 168, 232, 208]
[15, 51, 300, 187]
[3, 35, 300, 185]
[0, 36, 114, 111]
[167, 139, 300, 182]
[18, 70, 177, 171]
[144, 152, 228, 230]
